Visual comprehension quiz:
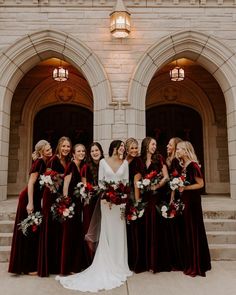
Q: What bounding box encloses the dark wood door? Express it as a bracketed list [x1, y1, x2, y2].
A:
[146, 104, 204, 174]
[33, 104, 93, 151]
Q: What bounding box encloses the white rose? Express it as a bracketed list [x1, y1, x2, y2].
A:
[69, 206, 74, 211]
[161, 205, 168, 212]
[63, 209, 70, 217]
[143, 179, 151, 186]
[138, 209, 144, 218]
[131, 215, 137, 220]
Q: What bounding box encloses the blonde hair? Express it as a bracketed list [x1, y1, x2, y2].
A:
[32, 140, 50, 161]
[125, 137, 139, 153]
[166, 137, 183, 167]
[177, 141, 200, 166]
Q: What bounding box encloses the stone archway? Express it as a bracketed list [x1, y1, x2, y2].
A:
[0, 29, 111, 200]
[128, 30, 236, 198]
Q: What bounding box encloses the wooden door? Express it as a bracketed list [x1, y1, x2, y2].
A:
[146, 104, 204, 174]
[33, 104, 93, 151]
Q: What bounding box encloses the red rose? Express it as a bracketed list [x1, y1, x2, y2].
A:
[172, 169, 179, 177]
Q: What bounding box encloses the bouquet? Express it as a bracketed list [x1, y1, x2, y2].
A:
[156, 199, 185, 219]
[51, 195, 75, 222]
[74, 182, 99, 205]
[169, 173, 189, 191]
[18, 211, 43, 236]
[99, 179, 130, 205]
[126, 200, 147, 224]
[39, 169, 63, 193]
[136, 170, 163, 194]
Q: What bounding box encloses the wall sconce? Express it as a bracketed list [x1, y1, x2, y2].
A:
[52, 60, 69, 82]
[110, 0, 131, 38]
[170, 60, 185, 82]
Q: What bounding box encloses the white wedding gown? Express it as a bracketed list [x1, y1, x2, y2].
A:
[56, 158, 132, 292]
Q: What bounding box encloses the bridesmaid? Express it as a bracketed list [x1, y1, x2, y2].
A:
[81, 142, 104, 263]
[140, 137, 170, 273]
[125, 138, 146, 273]
[166, 137, 184, 271]
[38, 136, 72, 277]
[9, 140, 52, 275]
[176, 141, 211, 277]
[60, 143, 87, 275]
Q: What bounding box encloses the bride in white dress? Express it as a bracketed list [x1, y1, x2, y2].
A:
[56, 140, 132, 292]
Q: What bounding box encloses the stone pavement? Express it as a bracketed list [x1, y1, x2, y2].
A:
[1, 261, 236, 295]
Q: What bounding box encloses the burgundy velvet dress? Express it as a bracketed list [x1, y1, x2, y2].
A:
[37, 155, 65, 277]
[181, 161, 211, 277]
[60, 161, 87, 275]
[81, 162, 99, 264]
[127, 157, 147, 273]
[141, 155, 172, 273]
[8, 158, 46, 274]
[166, 157, 185, 271]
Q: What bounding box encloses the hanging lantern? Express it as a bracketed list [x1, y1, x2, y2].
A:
[170, 65, 185, 82]
[52, 65, 68, 82]
[110, 0, 131, 38]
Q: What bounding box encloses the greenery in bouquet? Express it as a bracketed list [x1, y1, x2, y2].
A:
[156, 199, 185, 219]
[18, 211, 43, 236]
[51, 195, 75, 222]
[136, 170, 163, 194]
[74, 181, 99, 205]
[39, 169, 63, 193]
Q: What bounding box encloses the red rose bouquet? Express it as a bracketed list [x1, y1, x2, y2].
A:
[39, 169, 63, 193]
[136, 170, 163, 194]
[126, 200, 147, 224]
[156, 199, 185, 219]
[99, 180, 130, 205]
[18, 211, 43, 236]
[74, 182, 99, 205]
[51, 195, 75, 222]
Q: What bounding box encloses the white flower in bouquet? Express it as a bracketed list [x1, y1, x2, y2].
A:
[138, 209, 145, 218]
[161, 205, 168, 213]
[63, 208, 70, 217]
[169, 177, 184, 191]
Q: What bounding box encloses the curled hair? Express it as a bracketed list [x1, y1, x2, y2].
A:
[125, 137, 139, 154]
[140, 137, 158, 162]
[166, 137, 183, 167]
[108, 140, 124, 158]
[55, 136, 72, 161]
[177, 141, 200, 166]
[87, 142, 104, 181]
[32, 139, 50, 161]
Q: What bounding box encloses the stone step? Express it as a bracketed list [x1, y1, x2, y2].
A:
[209, 244, 236, 261]
[0, 246, 11, 263]
[0, 233, 13, 246]
[0, 220, 14, 233]
[206, 231, 236, 244]
[0, 212, 16, 221]
[203, 210, 236, 220]
[204, 219, 236, 231]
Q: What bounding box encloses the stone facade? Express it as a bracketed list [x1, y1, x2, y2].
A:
[0, 0, 236, 199]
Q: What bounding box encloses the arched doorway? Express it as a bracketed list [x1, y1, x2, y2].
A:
[33, 105, 93, 150]
[146, 104, 204, 174]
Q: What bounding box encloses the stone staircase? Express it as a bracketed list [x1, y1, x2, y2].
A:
[0, 196, 236, 262]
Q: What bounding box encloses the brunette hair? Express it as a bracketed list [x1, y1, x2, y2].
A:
[32, 140, 50, 161]
[108, 140, 125, 158]
[87, 142, 104, 181]
[140, 136, 158, 162]
[166, 137, 183, 167]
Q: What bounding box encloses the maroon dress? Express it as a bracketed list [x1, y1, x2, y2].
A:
[181, 162, 211, 277]
[37, 155, 65, 277]
[127, 157, 147, 273]
[8, 158, 46, 274]
[141, 155, 172, 273]
[166, 157, 185, 271]
[60, 161, 87, 275]
[81, 162, 99, 264]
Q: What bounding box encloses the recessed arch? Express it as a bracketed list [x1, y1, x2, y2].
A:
[128, 30, 236, 198]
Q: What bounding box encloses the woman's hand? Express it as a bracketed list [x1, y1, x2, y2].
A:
[178, 186, 185, 193]
[26, 202, 34, 214]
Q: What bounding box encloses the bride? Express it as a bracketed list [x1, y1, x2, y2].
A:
[56, 140, 132, 292]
